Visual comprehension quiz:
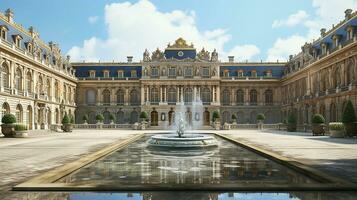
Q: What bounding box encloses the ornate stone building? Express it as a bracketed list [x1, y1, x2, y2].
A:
[0, 9, 77, 130]
[1, 8, 357, 130]
[74, 37, 285, 127]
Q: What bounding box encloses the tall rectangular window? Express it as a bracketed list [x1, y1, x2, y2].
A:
[89, 71, 96, 78]
[131, 70, 137, 78]
[103, 71, 110, 78]
[202, 67, 209, 77]
[117, 70, 124, 78]
[151, 67, 159, 77]
[184, 67, 193, 77]
[168, 67, 176, 77]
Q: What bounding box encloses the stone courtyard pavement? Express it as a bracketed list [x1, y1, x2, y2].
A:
[0, 129, 357, 199]
[222, 129, 357, 183]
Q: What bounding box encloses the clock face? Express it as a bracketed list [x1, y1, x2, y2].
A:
[178, 51, 184, 57]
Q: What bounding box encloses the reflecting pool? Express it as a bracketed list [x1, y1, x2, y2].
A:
[59, 135, 317, 187]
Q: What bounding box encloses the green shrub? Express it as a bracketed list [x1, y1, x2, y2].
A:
[282, 119, 287, 124]
[312, 114, 325, 124]
[231, 114, 237, 120]
[140, 111, 148, 119]
[1, 113, 16, 124]
[14, 124, 28, 131]
[62, 114, 70, 124]
[96, 114, 104, 122]
[342, 100, 357, 124]
[329, 122, 344, 131]
[109, 113, 115, 121]
[212, 111, 220, 122]
[256, 113, 266, 121]
[287, 113, 296, 124]
[82, 114, 88, 121]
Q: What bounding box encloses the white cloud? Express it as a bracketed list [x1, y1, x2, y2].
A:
[88, 16, 99, 24]
[267, 0, 357, 61]
[68, 0, 260, 62]
[272, 10, 309, 28]
[227, 45, 260, 61]
[266, 35, 306, 62]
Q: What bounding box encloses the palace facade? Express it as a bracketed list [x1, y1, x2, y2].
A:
[1, 8, 357, 130]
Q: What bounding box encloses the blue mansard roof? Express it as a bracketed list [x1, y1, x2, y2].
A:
[73, 65, 142, 78]
[220, 65, 285, 78]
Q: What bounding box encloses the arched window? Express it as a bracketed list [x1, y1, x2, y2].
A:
[26, 72, 32, 93]
[236, 89, 244, 105]
[201, 87, 211, 104]
[63, 85, 67, 101]
[54, 81, 59, 100]
[168, 87, 176, 104]
[15, 67, 22, 91]
[102, 89, 111, 105]
[130, 89, 140, 105]
[346, 62, 354, 85]
[150, 88, 159, 104]
[38, 76, 43, 94]
[334, 67, 341, 88]
[86, 89, 96, 105]
[46, 79, 51, 97]
[15, 104, 23, 123]
[2, 102, 10, 117]
[184, 87, 193, 104]
[265, 89, 273, 105]
[116, 89, 124, 105]
[250, 89, 257, 105]
[1, 62, 9, 89]
[222, 89, 230, 105]
[330, 103, 337, 122]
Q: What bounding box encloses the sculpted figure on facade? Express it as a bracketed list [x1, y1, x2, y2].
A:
[143, 49, 150, 62]
[151, 48, 165, 61]
[211, 49, 218, 62]
[197, 48, 210, 61]
[143, 66, 148, 76]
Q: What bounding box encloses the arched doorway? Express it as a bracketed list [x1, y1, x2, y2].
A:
[27, 105, 33, 130]
[55, 108, 59, 124]
[203, 110, 210, 125]
[2, 102, 10, 117]
[88, 111, 96, 124]
[103, 111, 110, 124]
[130, 110, 138, 124]
[117, 110, 125, 124]
[15, 104, 23, 123]
[222, 111, 230, 124]
[151, 110, 158, 126]
[168, 109, 175, 125]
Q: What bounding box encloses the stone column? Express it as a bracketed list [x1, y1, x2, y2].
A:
[216, 86, 220, 104]
[164, 86, 167, 102]
[177, 86, 180, 103]
[193, 86, 197, 102]
[160, 85, 163, 103]
[231, 87, 235, 105]
[141, 86, 145, 105]
[180, 86, 184, 102]
[111, 87, 115, 105]
[96, 87, 101, 105]
[125, 88, 129, 105]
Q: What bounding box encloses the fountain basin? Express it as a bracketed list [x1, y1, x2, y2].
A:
[147, 133, 218, 148]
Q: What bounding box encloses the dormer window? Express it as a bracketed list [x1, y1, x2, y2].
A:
[131, 70, 137, 78]
[151, 67, 159, 77]
[223, 69, 229, 77]
[0, 25, 8, 40]
[346, 26, 354, 40]
[89, 70, 96, 78]
[13, 35, 23, 48]
[117, 70, 124, 78]
[332, 34, 341, 48]
[251, 70, 257, 78]
[321, 43, 328, 55]
[27, 43, 33, 53]
[103, 70, 110, 78]
[237, 70, 244, 77]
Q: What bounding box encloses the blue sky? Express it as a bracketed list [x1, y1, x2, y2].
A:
[1, 0, 356, 62]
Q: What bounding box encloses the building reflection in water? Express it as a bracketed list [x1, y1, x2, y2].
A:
[59, 136, 315, 186]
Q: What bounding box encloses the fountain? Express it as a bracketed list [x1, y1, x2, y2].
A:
[147, 112, 218, 148]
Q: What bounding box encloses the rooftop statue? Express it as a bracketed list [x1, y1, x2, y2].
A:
[143, 49, 151, 62]
[211, 49, 218, 62]
[197, 48, 210, 61]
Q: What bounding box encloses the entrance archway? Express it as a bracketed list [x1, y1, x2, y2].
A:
[168, 110, 175, 125]
[151, 110, 158, 126]
[203, 110, 210, 125]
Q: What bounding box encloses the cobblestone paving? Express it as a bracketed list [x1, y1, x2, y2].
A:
[222, 129, 357, 183]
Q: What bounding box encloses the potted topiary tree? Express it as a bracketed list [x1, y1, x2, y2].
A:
[212, 111, 221, 130]
[61, 114, 73, 132]
[342, 100, 357, 137]
[82, 114, 88, 124]
[1, 114, 17, 137]
[256, 113, 266, 130]
[14, 124, 28, 138]
[287, 113, 297, 132]
[96, 114, 104, 124]
[140, 111, 148, 122]
[329, 122, 345, 138]
[109, 113, 116, 124]
[231, 114, 237, 124]
[311, 114, 325, 136]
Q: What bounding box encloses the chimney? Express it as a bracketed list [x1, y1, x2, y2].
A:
[228, 56, 234, 63]
[5, 9, 14, 23]
[127, 56, 133, 63]
[345, 9, 353, 20]
[320, 28, 326, 37]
